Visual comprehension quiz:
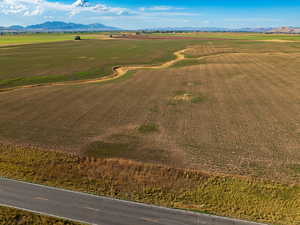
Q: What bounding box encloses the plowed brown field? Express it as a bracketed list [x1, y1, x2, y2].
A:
[1, 40, 299, 182]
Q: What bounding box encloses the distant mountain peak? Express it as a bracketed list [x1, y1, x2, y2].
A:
[270, 26, 300, 33]
[25, 21, 120, 31]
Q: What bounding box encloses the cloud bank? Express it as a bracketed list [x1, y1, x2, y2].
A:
[1, 1, 290, 29]
[0, 0, 129, 17]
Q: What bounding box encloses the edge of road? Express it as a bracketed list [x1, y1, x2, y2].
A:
[0, 177, 270, 225]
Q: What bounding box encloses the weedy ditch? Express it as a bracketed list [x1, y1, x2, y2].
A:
[0, 144, 299, 225]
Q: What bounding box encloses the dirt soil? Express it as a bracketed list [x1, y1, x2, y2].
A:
[114, 34, 236, 41]
[0, 41, 299, 183]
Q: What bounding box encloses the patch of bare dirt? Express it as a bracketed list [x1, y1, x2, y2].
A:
[258, 39, 299, 43]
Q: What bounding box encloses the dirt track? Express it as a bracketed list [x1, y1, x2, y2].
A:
[0, 48, 188, 92]
[85, 48, 187, 84]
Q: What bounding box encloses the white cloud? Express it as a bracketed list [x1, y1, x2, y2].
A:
[139, 6, 183, 12]
[43, 15, 54, 19]
[0, 0, 129, 17]
[149, 6, 173, 11]
[72, 0, 88, 8]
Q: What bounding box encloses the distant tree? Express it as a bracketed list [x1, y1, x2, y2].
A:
[74, 36, 81, 40]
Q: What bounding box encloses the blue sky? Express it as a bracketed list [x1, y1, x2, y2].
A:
[1, 0, 300, 28]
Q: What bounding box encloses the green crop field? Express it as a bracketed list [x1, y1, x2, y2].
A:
[0, 38, 204, 88]
[0, 33, 115, 46]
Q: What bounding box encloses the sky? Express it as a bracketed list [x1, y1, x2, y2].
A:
[1, 0, 300, 28]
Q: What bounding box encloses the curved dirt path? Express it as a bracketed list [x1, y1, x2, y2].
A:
[2, 49, 299, 93]
[82, 48, 187, 85]
[0, 49, 188, 93]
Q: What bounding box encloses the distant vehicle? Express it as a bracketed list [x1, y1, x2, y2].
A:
[74, 36, 81, 40]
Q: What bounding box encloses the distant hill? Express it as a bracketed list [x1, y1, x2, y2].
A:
[270, 26, 300, 34]
[8, 25, 24, 30]
[234, 27, 274, 33]
[1, 22, 300, 33]
[26, 21, 120, 31]
[1, 21, 120, 31]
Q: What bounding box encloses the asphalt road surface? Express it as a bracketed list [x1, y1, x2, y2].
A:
[0, 178, 268, 225]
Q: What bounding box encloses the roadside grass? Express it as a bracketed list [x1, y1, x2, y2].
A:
[0, 206, 80, 225]
[85, 141, 134, 158]
[0, 144, 299, 225]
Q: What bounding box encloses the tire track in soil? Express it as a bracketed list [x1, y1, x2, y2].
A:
[230, 53, 299, 164]
[180, 48, 299, 179]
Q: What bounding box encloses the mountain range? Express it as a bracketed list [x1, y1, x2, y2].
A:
[269, 26, 300, 34]
[0, 21, 120, 31]
[1, 21, 300, 33]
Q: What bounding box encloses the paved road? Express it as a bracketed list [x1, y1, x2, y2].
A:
[0, 178, 267, 225]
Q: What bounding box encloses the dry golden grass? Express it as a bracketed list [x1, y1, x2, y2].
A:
[0, 144, 299, 225]
[0, 206, 80, 225]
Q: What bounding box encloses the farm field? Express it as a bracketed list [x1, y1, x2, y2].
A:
[0, 35, 300, 225]
[0, 38, 202, 88]
[150, 32, 300, 41]
[0, 38, 299, 183]
[0, 33, 115, 46]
